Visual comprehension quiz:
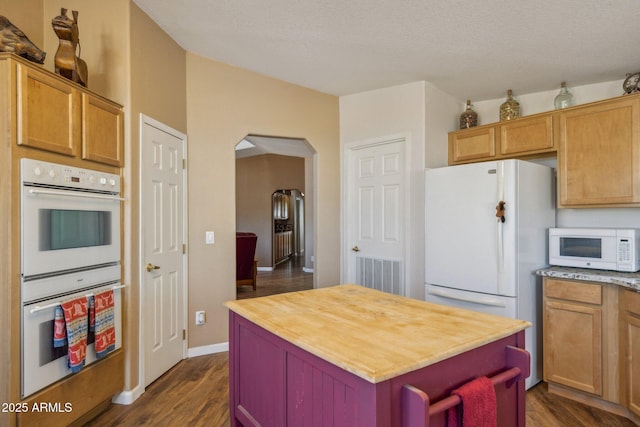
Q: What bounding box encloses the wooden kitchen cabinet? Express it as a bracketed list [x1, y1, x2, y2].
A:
[448, 111, 557, 165]
[274, 231, 292, 265]
[621, 288, 640, 417]
[17, 62, 80, 156]
[558, 94, 640, 207]
[448, 125, 496, 164]
[82, 92, 124, 166]
[543, 278, 604, 395]
[499, 113, 556, 156]
[14, 55, 124, 167]
[543, 278, 620, 404]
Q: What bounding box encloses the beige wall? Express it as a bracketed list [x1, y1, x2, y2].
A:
[236, 154, 305, 267]
[128, 2, 186, 393]
[187, 53, 340, 347]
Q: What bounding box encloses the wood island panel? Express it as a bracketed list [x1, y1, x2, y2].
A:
[225, 284, 530, 383]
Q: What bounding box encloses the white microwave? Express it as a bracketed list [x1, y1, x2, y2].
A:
[549, 228, 640, 272]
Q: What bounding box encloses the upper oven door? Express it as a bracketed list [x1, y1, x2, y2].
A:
[21, 185, 121, 278]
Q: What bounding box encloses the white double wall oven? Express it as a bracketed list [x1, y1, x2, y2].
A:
[20, 158, 123, 398]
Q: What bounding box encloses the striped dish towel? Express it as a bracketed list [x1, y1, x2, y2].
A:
[94, 289, 116, 359]
[53, 305, 67, 348]
[60, 296, 88, 373]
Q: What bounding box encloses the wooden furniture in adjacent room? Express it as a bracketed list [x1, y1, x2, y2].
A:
[0, 53, 124, 427]
[226, 284, 531, 427]
[273, 230, 292, 265]
[236, 232, 258, 290]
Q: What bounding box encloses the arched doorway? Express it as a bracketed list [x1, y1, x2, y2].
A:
[234, 135, 316, 299]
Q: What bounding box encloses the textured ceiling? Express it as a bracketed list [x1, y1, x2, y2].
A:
[133, 0, 640, 101]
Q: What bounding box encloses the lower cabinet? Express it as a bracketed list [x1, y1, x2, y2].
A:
[543, 277, 639, 423]
[543, 279, 605, 396]
[621, 289, 640, 417]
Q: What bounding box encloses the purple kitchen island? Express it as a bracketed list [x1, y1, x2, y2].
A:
[226, 285, 530, 427]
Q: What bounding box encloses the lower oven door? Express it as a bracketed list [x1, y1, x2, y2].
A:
[22, 284, 122, 398]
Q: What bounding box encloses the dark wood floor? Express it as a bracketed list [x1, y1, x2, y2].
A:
[236, 255, 313, 299]
[86, 260, 636, 426]
[87, 352, 636, 427]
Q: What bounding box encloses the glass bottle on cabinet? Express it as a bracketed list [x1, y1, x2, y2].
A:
[554, 81, 574, 109]
[459, 99, 478, 129]
[499, 89, 520, 121]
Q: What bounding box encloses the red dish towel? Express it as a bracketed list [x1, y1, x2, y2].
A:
[447, 376, 497, 427]
[88, 295, 95, 332]
[94, 289, 116, 359]
[60, 296, 89, 373]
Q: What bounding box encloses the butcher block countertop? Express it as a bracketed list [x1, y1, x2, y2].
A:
[225, 284, 530, 383]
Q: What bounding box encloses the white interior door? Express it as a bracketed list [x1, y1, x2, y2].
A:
[346, 139, 406, 295]
[141, 116, 187, 387]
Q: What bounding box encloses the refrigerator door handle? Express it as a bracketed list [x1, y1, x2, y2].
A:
[427, 288, 507, 308]
[496, 162, 506, 295]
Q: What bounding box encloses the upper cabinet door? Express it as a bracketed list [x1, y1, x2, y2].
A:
[558, 95, 640, 207]
[17, 63, 80, 156]
[499, 114, 556, 156]
[448, 126, 496, 164]
[81, 93, 124, 167]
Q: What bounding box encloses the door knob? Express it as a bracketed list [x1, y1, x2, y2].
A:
[352, 246, 360, 252]
[146, 263, 160, 272]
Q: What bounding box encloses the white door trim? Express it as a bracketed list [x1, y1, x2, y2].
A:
[138, 114, 188, 394]
[341, 134, 411, 294]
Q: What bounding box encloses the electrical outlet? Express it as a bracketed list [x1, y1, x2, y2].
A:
[195, 311, 206, 325]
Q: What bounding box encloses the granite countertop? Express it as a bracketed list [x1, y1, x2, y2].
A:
[537, 266, 640, 291]
[225, 284, 529, 384]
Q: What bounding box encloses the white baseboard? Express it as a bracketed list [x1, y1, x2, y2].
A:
[302, 267, 314, 273]
[257, 266, 273, 272]
[187, 341, 229, 358]
[112, 384, 144, 405]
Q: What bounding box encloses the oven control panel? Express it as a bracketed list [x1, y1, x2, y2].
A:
[21, 158, 120, 193]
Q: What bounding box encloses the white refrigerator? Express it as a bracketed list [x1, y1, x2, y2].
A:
[424, 159, 555, 389]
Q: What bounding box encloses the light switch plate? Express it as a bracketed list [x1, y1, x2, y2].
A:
[205, 231, 215, 244]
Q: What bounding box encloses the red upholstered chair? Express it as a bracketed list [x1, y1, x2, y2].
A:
[236, 232, 258, 290]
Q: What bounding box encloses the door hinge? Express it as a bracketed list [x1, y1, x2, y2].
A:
[183, 329, 186, 340]
[182, 159, 186, 169]
[182, 243, 186, 254]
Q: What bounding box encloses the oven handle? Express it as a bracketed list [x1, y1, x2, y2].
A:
[28, 188, 125, 202]
[28, 284, 126, 314]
